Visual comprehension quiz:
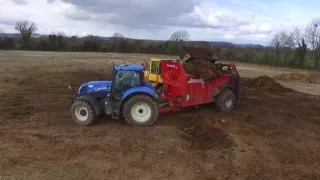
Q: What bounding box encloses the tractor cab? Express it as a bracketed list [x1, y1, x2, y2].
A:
[111, 65, 147, 100]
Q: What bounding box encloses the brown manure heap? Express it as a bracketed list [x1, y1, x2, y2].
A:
[247, 75, 293, 93]
[181, 45, 222, 80]
[183, 59, 222, 80]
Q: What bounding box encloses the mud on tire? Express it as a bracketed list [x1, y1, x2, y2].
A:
[122, 94, 159, 127]
[215, 88, 235, 112]
[70, 99, 96, 126]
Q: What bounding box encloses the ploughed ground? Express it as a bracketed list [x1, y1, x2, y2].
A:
[1, 59, 320, 179]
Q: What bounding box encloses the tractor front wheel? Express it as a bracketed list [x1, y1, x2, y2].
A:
[71, 100, 96, 125]
[123, 95, 159, 126]
[215, 89, 235, 112]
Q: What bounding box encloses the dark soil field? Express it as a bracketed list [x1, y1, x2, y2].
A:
[1, 51, 320, 180]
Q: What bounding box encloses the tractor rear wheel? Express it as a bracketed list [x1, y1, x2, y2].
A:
[215, 88, 235, 112]
[71, 100, 95, 125]
[123, 95, 159, 126]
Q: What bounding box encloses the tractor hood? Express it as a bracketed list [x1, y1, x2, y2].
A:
[78, 81, 112, 96]
[181, 45, 218, 63]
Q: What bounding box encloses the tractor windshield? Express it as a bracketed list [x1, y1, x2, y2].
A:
[113, 70, 141, 100]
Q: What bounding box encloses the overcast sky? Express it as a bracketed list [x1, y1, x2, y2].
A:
[0, 0, 319, 45]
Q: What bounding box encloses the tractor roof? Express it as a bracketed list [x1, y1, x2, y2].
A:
[114, 64, 144, 71]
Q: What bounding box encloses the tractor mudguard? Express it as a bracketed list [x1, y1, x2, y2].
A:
[213, 73, 239, 100]
[122, 86, 159, 101]
[213, 84, 228, 97]
[144, 81, 156, 91]
[75, 95, 101, 116]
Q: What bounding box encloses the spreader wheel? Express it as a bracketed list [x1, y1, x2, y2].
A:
[216, 88, 235, 112]
[123, 95, 159, 126]
[71, 100, 96, 125]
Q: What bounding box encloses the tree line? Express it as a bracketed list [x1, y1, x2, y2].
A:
[1, 19, 320, 70]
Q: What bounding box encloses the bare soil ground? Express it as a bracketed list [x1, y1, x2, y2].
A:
[0, 51, 320, 180]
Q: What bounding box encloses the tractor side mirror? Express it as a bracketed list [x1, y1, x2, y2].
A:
[141, 61, 146, 70]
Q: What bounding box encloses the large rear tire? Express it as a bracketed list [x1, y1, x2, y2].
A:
[71, 100, 96, 125]
[215, 89, 235, 112]
[122, 95, 159, 127]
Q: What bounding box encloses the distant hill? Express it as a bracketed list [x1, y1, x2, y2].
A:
[3, 33, 41, 38]
[99, 36, 263, 47]
[3, 33, 263, 47]
[2, 33, 20, 38]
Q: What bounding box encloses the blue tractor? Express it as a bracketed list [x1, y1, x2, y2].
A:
[70, 64, 160, 126]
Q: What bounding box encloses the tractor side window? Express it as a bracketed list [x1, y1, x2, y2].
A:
[151, 61, 158, 74]
[113, 71, 141, 100]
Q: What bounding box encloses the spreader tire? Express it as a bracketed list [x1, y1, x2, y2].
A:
[123, 94, 159, 127]
[216, 88, 235, 112]
[71, 99, 95, 125]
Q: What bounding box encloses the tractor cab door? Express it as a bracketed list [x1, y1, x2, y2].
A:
[105, 70, 142, 118]
[112, 70, 141, 101]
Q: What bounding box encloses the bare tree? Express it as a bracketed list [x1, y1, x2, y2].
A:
[293, 27, 303, 46]
[270, 31, 294, 65]
[270, 33, 281, 66]
[15, 20, 38, 48]
[110, 32, 125, 52]
[305, 18, 320, 69]
[281, 31, 294, 65]
[169, 30, 190, 42]
[112, 32, 125, 39]
[15, 20, 37, 36]
[57, 31, 65, 37]
[292, 27, 308, 67]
